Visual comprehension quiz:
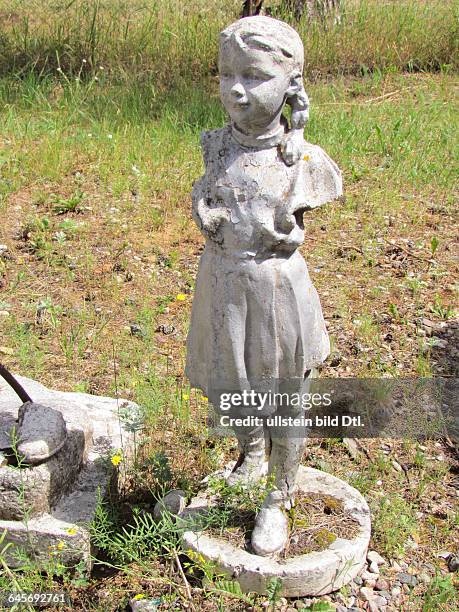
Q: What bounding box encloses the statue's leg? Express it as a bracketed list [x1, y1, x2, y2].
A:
[251, 371, 314, 556]
[250, 431, 305, 556]
[226, 421, 266, 486]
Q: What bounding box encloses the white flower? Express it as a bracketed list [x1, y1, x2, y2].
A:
[131, 165, 141, 176]
[107, 134, 113, 139]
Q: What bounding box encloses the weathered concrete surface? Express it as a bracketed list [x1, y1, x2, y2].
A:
[0, 375, 136, 568]
[0, 427, 85, 520]
[17, 402, 68, 464]
[181, 466, 371, 596]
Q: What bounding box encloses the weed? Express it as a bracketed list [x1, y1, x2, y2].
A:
[373, 495, 418, 557]
[51, 190, 85, 215]
[421, 573, 458, 611]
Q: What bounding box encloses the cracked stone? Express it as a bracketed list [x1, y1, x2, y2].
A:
[17, 402, 67, 464]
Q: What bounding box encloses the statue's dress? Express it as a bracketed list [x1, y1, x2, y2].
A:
[186, 126, 342, 399]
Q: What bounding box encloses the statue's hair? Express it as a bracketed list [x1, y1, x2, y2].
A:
[220, 16, 304, 73]
[220, 17, 309, 130]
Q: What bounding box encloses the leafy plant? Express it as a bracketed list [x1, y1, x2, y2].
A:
[422, 573, 458, 611]
[266, 577, 283, 610]
[430, 235, 439, 257]
[51, 190, 85, 215]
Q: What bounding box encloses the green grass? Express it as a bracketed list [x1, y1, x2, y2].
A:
[0, 0, 458, 80]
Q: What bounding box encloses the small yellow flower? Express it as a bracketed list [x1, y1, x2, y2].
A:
[133, 594, 146, 600]
[182, 393, 190, 401]
[175, 293, 187, 301]
[303, 154, 310, 161]
[56, 541, 65, 551]
[111, 452, 123, 466]
[202, 396, 208, 403]
[66, 527, 78, 536]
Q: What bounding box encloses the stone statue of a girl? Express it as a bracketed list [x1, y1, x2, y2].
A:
[186, 16, 342, 556]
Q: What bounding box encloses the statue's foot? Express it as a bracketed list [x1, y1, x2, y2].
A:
[251, 504, 288, 557]
[226, 456, 265, 487]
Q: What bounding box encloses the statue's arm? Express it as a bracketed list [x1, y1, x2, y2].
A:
[192, 179, 230, 243]
[260, 222, 304, 253]
[280, 128, 305, 167]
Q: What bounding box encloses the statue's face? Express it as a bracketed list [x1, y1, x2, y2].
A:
[219, 41, 293, 133]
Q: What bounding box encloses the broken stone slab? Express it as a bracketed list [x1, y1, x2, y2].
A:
[0, 375, 132, 450]
[17, 402, 67, 464]
[0, 375, 136, 568]
[0, 424, 86, 520]
[180, 466, 371, 597]
[0, 404, 17, 450]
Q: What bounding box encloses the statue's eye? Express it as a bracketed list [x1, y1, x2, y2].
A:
[242, 69, 272, 81]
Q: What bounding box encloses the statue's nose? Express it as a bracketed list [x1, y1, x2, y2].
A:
[231, 82, 246, 100]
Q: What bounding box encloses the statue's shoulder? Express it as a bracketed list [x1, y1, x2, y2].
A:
[300, 141, 343, 205]
[200, 126, 231, 166]
[303, 142, 340, 173]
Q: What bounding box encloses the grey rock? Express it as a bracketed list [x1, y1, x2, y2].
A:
[418, 572, 431, 584]
[360, 586, 374, 601]
[342, 437, 361, 460]
[361, 570, 379, 582]
[130, 599, 161, 612]
[447, 553, 459, 572]
[153, 489, 187, 520]
[368, 596, 387, 611]
[17, 402, 67, 464]
[378, 590, 391, 600]
[375, 578, 390, 591]
[369, 561, 380, 574]
[130, 323, 146, 338]
[278, 598, 288, 607]
[397, 572, 417, 587]
[336, 607, 348, 612]
[367, 550, 386, 566]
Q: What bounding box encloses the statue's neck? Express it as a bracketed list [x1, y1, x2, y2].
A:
[231, 119, 287, 149]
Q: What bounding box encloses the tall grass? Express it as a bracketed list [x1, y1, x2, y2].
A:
[0, 0, 457, 84]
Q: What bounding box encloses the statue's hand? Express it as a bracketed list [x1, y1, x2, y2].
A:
[193, 199, 230, 242]
[260, 224, 303, 253]
[280, 129, 305, 166]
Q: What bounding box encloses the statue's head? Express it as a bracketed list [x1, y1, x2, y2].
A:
[219, 16, 304, 135]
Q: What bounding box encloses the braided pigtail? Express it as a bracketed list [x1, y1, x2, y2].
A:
[280, 82, 310, 166]
[288, 83, 310, 130]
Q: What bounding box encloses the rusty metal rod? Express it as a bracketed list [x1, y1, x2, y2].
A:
[0, 362, 32, 404]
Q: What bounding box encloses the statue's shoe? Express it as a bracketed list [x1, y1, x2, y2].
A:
[17, 402, 67, 464]
[251, 504, 288, 557]
[226, 457, 265, 487]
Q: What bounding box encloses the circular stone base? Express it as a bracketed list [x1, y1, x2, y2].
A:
[181, 466, 371, 597]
